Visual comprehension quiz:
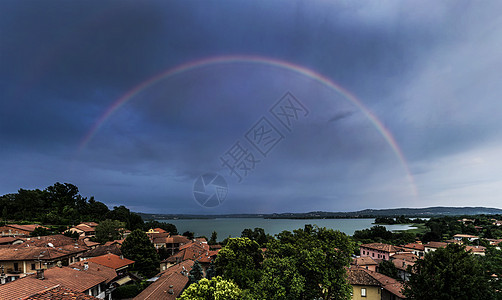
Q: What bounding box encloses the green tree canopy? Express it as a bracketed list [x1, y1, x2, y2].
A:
[253, 256, 305, 300]
[214, 237, 263, 290]
[121, 229, 160, 278]
[189, 261, 204, 284]
[241, 227, 270, 247]
[378, 260, 399, 280]
[179, 276, 242, 300]
[209, 231, 218, 245]
[404, 243, 494, 300]
[262, 225, 355, 300]
[95, 219, 125, 244]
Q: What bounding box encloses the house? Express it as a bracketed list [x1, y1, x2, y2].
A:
[401, 243, 424, 257]
[160, 241, 210, 271]
[146, 228, 168, 234]
[23, 285, 99, 300]
[389, 253, 417, 282]
[134, 260, 194, 300]
[347, 267, 381, 299]
[0, 239, 88, 283]
[347, 267, 406, 300]
[0, 224, 48, 237]
[81, 244, 122, 260]
[85, 253, 134, 276]
[360, 243, 402, 260]
[465, 245, 486, 256]
[351, 256, 379, 272]
[154, 235, 190, 254]
[0, 262, 114, 299]
[70, 260, 134, 288]
[66, 223, 99, 238]
[452, 234, 479, 243]
[423, 241, 447, 254]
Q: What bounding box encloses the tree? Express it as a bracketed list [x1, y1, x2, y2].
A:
[478, 246, 502, 299]
[241, 227, 270, 247]
[179, 276, 242, 300]
[209, 231, 218, 245]
[214, 237, 263, 290]
[121, 229, 160, 278]
[63, 230, 80, 239]
[404, 243, 494, 300]
[189, 261, 204, 284]
[378, 260, 399, 280]
[262, 225, 355, 300]
[106, 206, 143, 230]
[30, 227, 51, 237]
[253, 257, 305, 300]
[95, 219, 125, 243]
[183, 230, 195, 240]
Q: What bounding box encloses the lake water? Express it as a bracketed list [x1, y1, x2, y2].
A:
[158, 218, 415, 239]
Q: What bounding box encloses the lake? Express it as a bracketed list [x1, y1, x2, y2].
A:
[158, 218, 415, 239]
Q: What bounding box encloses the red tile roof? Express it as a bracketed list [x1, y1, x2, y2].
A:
[134, 260, 194, 300]
[360, 243, 402, 253]
[0, 237, 21, 245]
[351, 256, 378, 266]
[0, 245, 86, 262]
[24, 285, 99, 300]
[69, 261, 117, 284]
[21, 235, 82, 248]
[81, 244, 122, 258]
[163, 242, 209, 263]
[424, 241, 448, 249]
[1, 224, 48, 233]
[367, 269, 405, 298]
[347, 268, 380, 286]
[402, 243, 425, 251]
[390, 252, 418, 262]
[74, 225, 95, 233]
[348, 267, 405, 298]
[0, 266, 107, 300]
[86, 253, 134, 270]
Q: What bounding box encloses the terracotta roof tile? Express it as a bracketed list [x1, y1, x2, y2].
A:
[86, 253, 134, 270]
[81, 244, 122, 258]
[0, 266, 107, 300]
[24, 285, 99, 300]
[360, 243, 402, 253]
[424, 242, 448, 249]
[347, 268, 380, 286]
[351, 256, 378, 266]
[402, 243, 425, 251]
[135, 260, 194, 300]
[0, 245, 85, 261]
[70, 261, 117, 284]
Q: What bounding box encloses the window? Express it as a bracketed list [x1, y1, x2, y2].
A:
[31, 263, 36, 270]
[361, 288, 366, 297]
[372, 253, 374, 257]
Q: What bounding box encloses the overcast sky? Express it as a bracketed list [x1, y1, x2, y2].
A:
[1, 1, 502, 214]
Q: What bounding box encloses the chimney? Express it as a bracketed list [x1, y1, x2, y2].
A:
[84, 261, 89, 271]
[36, 269, 45, 280]
[168, 285, 174, 294]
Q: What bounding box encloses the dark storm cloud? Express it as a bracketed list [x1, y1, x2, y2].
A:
[2, 0, 502, 212]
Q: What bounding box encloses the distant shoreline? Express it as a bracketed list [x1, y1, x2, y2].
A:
[138, 206, 502, 221]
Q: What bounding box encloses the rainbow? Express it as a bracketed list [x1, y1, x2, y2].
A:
[79, 55, 418, 197]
